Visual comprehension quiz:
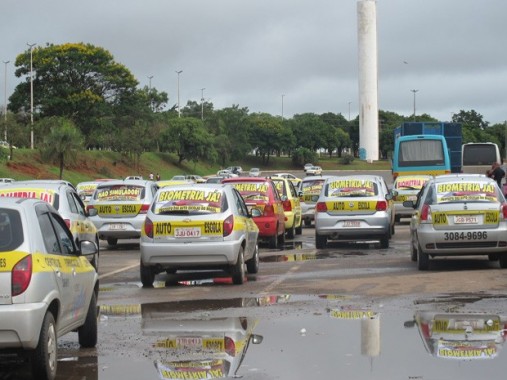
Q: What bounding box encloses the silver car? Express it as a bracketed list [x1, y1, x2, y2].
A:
[406, 174, 507, 270]
[140, 183, 259, 287]
[392, 175, 432, 222]
[86, 179, 158, 246]
[0, 198, 98, 380]
[300, 175, 334, 226]
[314, 175, 395, 249]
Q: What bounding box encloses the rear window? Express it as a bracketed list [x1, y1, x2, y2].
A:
[154, 188, 225, 215]
[394, 177, 430, 190]
[462, 144, 498, 166]
[94, 185, 145, 202]
[0, 188, 59, 208]
[435, 181, 499, 203]
[0, 208, 24, 252]
[327, 179, 379, 197]
[227, 182, 270, 201]
[272, 179, 286, 197]
[301, 179, 325, 194]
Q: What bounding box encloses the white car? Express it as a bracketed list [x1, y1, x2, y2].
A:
[306, 166, 322, 176]
[249, 168, 261, 177]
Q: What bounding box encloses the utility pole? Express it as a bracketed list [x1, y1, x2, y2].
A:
[410, 89, 418, 121]
[27, 43, 36, 149]
[3, 60, 9, 141]
[175, 70, 182, 117]
[201, 88, 205, 121]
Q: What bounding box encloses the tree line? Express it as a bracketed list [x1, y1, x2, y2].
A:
[2, 42, 504, 173]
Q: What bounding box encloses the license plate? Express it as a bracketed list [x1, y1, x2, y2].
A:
[176, 337, 202, 348]
[174, 227, 201, 238]
[454, 215, 478, 224]
[109, 223, 126, 230]
[343, 221, 360, 227]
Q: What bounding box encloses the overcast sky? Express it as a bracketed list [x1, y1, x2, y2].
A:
[2, 0, 507, 124]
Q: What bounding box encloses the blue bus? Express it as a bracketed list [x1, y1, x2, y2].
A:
[392, 135, 451, 179]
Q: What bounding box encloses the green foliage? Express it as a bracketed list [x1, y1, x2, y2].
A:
[339, 153, 355, 165]
[291, 148, 317, 166]
[452, 109, 488, 130]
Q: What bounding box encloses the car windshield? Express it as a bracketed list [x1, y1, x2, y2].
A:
[0, 208, 24, 252]
[94, 185, 145, 202]
[327, 179, 378, 197]
[435, 181, 499, 203]
[227, 182, 270, 201]
[154, 188, 225, 215]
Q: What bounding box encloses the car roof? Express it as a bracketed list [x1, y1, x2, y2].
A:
[222, 177, 272, 183]
[302, 175, 334, 181]
[95, 179, 155, 187]
[432, 174, 491, 183]
[0, 180, 72, 191]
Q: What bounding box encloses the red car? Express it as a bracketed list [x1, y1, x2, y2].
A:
[222, 177, 286, 248]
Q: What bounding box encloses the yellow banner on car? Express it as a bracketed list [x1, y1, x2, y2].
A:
[0, 188, 56, 205]
[325, 201, 377, 211]
[432, 210, 499, 225]
[153, 220, 223, 237]
[96, 204, 142, 216]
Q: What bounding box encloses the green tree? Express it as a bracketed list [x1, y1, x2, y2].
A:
[39, 117, 84, 179]
[247, 113, 284, 165]
[289, 113, 327, 151]
[452, 109, 488, 130]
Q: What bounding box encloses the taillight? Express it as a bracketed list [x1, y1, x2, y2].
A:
[144, 217, 153, 238]
[223, 215, 234, 237]
[376, 201, 387, 211]
[224, 336, 236, 356]
[12, 255, 32, 297]
[420, 204, 432, 222]
[263, 204, 275, 217]
[282, 200, 292, 212]
[316, 202, 327, 212]
[64, 219, 71, 229]
[139, 204, 150, 214]
[501, 203, 507, 219]
[86, 205, 94, 212]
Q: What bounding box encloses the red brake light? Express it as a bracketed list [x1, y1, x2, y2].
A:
[282, 200, 292, 212]
[263, 204, 275, 217]
[225, 336, 236, 356]
[223, 215, 234, 237]
[316, 202, 327, 212]
[140, 204, 150, 214]
[501, 203, 507, 219]
[12, 255, 32, 296]
[420, 204, 431, 222]
[144, 217, 153, 238]
[376, 201, 387, 211]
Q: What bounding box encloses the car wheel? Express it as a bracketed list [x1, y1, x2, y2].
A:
[246, 244, 259, 274]
[277, 226, 285, 246]
[90, 237, 100, 272]
[315, 233, 327, 249]
[391, 222, 395, 236]
[380, 234, 390, 249]
[231, 245, 245, 285]
[395, 215, 401, 223]
[78, 292, 98, 348]
[287, 222, 296, 239]
[410, 240, 417, 262]
[417, 243, 429, 270]
[304, 219, 312, 227]
[107, 237, 118, 247]
[30, 311, 57, 380]
[269, 233, 278, 249]
[499, 255, 507, 269]
[295, 221, 303, 235]
[140, 260, 155, 288]
[488, 254, 499, 261]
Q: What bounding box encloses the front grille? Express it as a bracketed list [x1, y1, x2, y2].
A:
[435, 241, 498, 249]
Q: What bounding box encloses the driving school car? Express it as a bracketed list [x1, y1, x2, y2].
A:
[405, 174, 507, 270]
[86, 179, 158, 246]
[270, 176, 302, 238]
[392, 175, 432, 222]
[314, 175, 395, 249]
[76, 179, 115, 205]
[300, 175, 334, 227]
[139, 184, 260, 287]
[0, 198, 99, 380]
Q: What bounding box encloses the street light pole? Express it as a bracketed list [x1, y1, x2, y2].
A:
[3, 60, 8, 141]
[175, 70, 182, 117]
[147, 75, 153, 90]
[281, 94, 285, 121]
[348, 101, 352, 121]
[410, 89, 418, 121]
[27, 43, 36, 149]
[200, 88, 205, 121]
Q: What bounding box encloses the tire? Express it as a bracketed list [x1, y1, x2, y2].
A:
[269, 233, 278, 249]
[277, 226, 285, 246]
[295, 221, 303, 235]
[287, 221, 296, 239]
[380, 234, 390, 249]
[78, 292, 98, 348]
[246, 244, 259, 274]
[140, 260, 155, 287]
[90, 237, 100, 272]
[107, 237, 118, 247]
[417, 243, 429, 270]
[488, 254, 499, 261]
[315, 233, 327, 249]
[410, 240, 417, 262]
[231, 246, 245, 285]
[499, 255, 507, 269]
[391, 222, 395, 236]
[304, 218, 312, 227]
[30, 311, 57, 380]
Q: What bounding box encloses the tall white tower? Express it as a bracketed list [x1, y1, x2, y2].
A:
[357, 0, 379, 162]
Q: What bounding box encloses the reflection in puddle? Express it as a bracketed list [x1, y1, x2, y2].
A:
[260, 250, 368, 263]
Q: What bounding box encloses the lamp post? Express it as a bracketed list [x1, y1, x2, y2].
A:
[281, 94, 285, 121]
[175, 70, 182, 117]
[200, 88, 205, 121]
[27, 43, 36, 149]
[348, 101, 352, 121]
[3, 60, 8, 141]
[410, 89, 418, 121]
[147, 75, 153, 90]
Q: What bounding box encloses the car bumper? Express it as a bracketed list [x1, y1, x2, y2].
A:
[394, 203, 415, 217]
[315, 212, 390, 239]
[140, 239, 242, 268]
[253, 216, 281, 238]
[301, 203, 316, 219]
[91, 216, 145, 240]
[417, 224, 507, 255]
[0, 302, 47, 349]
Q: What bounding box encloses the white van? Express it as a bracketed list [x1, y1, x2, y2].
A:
[461, 142, 502, 174]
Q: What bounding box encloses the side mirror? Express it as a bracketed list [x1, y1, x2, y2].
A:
[87, 208, 98, 217]
[80, 240, 98, 256]
[385, 193, 393, 201]
[250, 208, 262, 217]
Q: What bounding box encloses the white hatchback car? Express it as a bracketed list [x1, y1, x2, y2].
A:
[0, 198, 98, 380]
[140, 183, 260, 287]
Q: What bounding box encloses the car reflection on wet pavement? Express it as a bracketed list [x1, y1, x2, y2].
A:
[2, 293, 505, 379]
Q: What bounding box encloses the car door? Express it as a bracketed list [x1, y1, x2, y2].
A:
[67, 189, 97, 243]
[233, 189, 258, 258]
